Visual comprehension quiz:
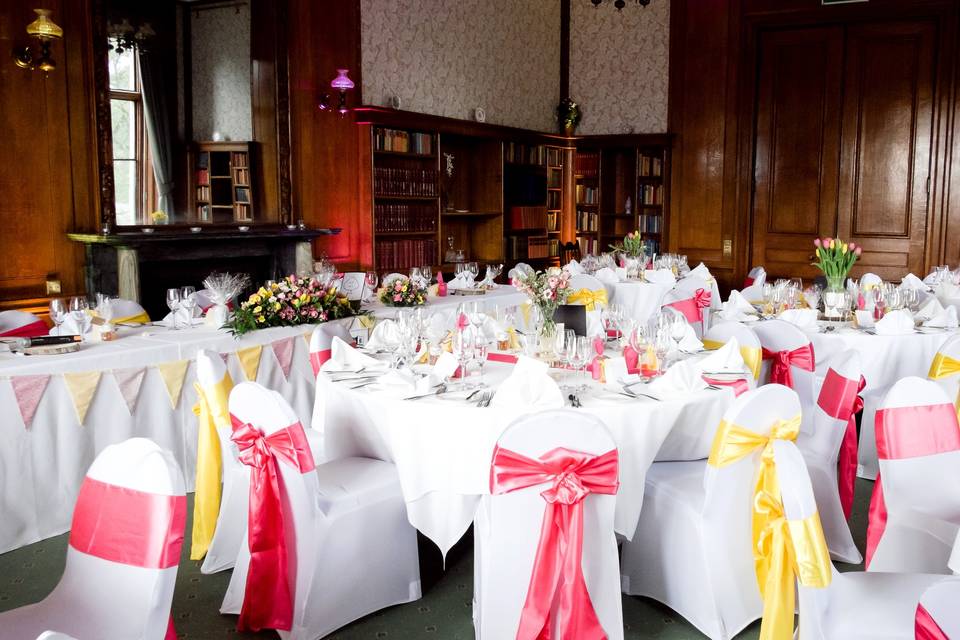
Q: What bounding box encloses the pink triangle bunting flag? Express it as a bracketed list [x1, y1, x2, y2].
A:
[10, 375, 51, 429]
[113, 367, 147, 415]
[272, 336, 296, 380]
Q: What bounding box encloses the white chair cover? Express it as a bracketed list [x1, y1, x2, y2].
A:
[0, 438, 185, 640]
[752, 319, 817, 409]
[739, 284, 764, 304]
[109, 298, 150, 323]
[745, 266, 766, 289]
[308, 322, 354, 377]
[916, 577, 960, 638]
[620, 385, 801, 639]
[221, 382, 421, 639]
[796, 349, 863, 563]
[474, 410, 623, 640]
[0, 309, 47, 337]
[567, 273, 607, 336]
[773, 439, 946, 640]
[866, 377, 960, 574]
[703, 321, 762, 382]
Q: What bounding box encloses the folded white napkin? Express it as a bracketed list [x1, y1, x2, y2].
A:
[490, 356, 564, 409]
[901, 273, 930, 291]
[649, 359, 708, 397]
[697, 337, 747, 375]
[688, 262, 712, 281]
[479, 265, 500, 288]
[372, 369, 437, 398]
[594, 267, 620, 284]
[936, 281, 960, 301]
[916, 297, 945, 322]
[924, 271, 940, 285]
[366, 319, 403, 350]
[566, 259, 584, 275]
[432, 351, 460, 379]
[320, 336, 384, 372]
[50, 314, 92, 337]
[644, 270, 676, 286]
[924, 305, 958, 329]
[719, 290, 759, 322]
[854, 310, 875, 329]
[778, 308, 819, 333]
[875, 309, 915, 335]
[615, 267, 628, 281]
[448, 272, 476, 291]
[676, 323, 703, 352]
[163, 305, 203, 327]
[602, 356, 629, 388]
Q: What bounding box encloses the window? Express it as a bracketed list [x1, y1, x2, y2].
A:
[108, 48, 155, 225]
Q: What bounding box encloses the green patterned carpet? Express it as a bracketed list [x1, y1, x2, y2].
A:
[0, 479, 872, 639]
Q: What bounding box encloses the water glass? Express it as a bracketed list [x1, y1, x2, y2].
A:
[654, 330, 671, 375]
[49, 298, 66, 332]
[166, 288, 181, 329]
[670, 314, 687, 355]
[420, 266, 433, 286]
[181, 286, 197, 325]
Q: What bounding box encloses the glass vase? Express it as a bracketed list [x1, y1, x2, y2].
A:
[823, 275, 847, 319]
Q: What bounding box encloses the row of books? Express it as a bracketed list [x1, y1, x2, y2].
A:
[576, 209, 598, 232]
[373, 128, 434, 155]
[506, 236, 559, 260]
[576, 185, 598, 204]
[548, 167, 563, 189]
[577, 236, 599, 256]
[575, 152, 600, 177]
[508, 206, 547, 230]
[546, 211, 561, 233]
[196, 185, 211, 202]
[232, 167, 250, 185]
[235, 187, 250, 204]
[639, 155, 663, 177]
[375, 239, 437, 272]
[195, 169, 209, 185]
[640, 184, 664, 205]
[374, 168, 439, 197]
[639, 213, 663, 234]
[374, 203, 437, 233]
[231, 152, 248, 167]
[505, 142, 547, 166]
[548, 190, 561, 210]
[234, 203, 252, 221]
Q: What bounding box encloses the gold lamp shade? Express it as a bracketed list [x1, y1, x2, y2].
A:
[26, 9, 63, 41]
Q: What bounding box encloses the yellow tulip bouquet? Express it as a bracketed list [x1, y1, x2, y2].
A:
[812, 237, 862, 289]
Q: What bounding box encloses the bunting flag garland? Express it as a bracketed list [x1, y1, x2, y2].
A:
[63, 371, 102, 424]
[272, 337, 296, 380]
[10, 375, 51, 429]
[157, 360, 190, 409]
[237, 345, 263, 381]
[113, 367, 147, 415]
[302, 331, 312, 345]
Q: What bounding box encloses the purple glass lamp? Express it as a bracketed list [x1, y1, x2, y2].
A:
[319, 69, 355, 116]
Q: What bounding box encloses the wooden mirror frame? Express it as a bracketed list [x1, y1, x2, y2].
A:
[90, 0, 293, 232]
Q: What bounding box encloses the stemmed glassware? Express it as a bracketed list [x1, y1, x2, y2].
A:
[670, 313, 687, 357]
[69, 295, 89, 325]
[49, 298, 66, 334]
[364, 271, 378, 301]
[166, 288, 182, 329]
[569, 335, 592, 391]
[181, 286, 197, 326]
[467, 262, 479, 280]
[474, 336, 490, 387]
[452, 329, 475, 389]
[654, 329, 672, 376]
[420, 266, 433, 286]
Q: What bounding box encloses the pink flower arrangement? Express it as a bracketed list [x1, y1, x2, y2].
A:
[378, 275, 427, 307]
[226, 274, 356, 335]
[511, 266, 572, 333]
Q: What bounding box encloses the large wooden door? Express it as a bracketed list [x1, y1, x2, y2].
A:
[836, 21, 936, 279]
[750, 27, 844, 281]
[750, 21, 937, 281]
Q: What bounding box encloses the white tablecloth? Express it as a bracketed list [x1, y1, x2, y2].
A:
[0, 322, 331, 554]
[609, 281, 673, 322]
[365, 286, 528, 319]
[314, 358, 734, 556]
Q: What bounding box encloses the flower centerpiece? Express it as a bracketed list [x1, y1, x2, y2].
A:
[510, 265, 572, 337]
[812, 236, 862, 318]
[378, 276, 428, 307]
[609, 231, 646, 278]
[225, 274, 357, 336]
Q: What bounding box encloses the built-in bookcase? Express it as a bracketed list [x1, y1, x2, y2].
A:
[191, 141, 253, 223]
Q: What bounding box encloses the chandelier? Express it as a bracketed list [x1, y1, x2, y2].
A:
[106, 18, 155, 55]
[590, 0, 652, 8]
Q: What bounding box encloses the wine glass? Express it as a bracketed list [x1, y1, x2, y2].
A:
[364, 271, 379, 300]
[452, 329, 475, 389]
[69, 295, 89, 324]
[670, 313, 687, 356]
[561, 328, 577, 385]
[166, 288, 182, 329]
[467, 301, 485, 333]
[49, 298, 66, 333]
[572, 335, 593, 390]
[181, 286, 197, 326]
[654, 329, 671, 376]
[474, 336, 490, 387]
[95, 293, 114, 325]
[467, 261, 479, 280]
[420, 265, 433, 286]
[409, 266, 423, 286]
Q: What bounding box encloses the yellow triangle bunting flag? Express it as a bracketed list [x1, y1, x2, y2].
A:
[63, 371, 102, 425]
[237, 345, 263, 381]
[157, 359, 190, 409]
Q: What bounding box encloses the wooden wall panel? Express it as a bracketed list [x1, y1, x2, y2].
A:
[0, 0, 97, 311]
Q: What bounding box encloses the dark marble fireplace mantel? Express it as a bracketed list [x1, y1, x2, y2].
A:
[68, 227, 341, 318]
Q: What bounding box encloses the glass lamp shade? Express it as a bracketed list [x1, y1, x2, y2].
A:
[330, 69, 354, 91]
[26, 9, 63, 41]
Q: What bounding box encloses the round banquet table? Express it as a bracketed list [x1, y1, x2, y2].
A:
[313, 356, 736, 557]
[0, 320, 340, 554]
[809, 322, 954, 391]
[608, 280, 673, 322]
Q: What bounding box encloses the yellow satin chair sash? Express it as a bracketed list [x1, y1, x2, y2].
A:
[89, 309, 151, 325]
[708, 414, 830, 640]
[567, 287, 608, 312]
[702, 338, 763, 380]
[928, 352, 960, 418]
[190, 372, 233, 560]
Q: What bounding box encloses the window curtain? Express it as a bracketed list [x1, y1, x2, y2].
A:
[138, 48, 175, 217]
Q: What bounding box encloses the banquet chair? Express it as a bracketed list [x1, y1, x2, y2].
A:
[859, 334, 960, 480]
[620, 385, 801, 640]
[221, 382, 420, 639]
[568, 273, 608, 337]
[0, 309, 47, 338]
[915, 577, 960, 638]
[738, 284, 764, 304]
[865, 377, 960, 573]
[106, 298, 151, 325]
[744, 265, 766, 289]
[796, 349, 864, 563]
[752, 319, 817, 408]
[861, 272, 883, 290]
[308, 321, 354, 376]
[474, 410, 622, 639]
[702, 321, 762, 382]
[662, 278, 713, 338]
[771, 438, 949, 640]
[0, 438, 185, 640]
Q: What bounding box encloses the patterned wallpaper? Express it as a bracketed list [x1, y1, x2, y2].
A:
[569, 0, 670, 135]
[191, 4, 252, 141]
[360, 0, 560, 132]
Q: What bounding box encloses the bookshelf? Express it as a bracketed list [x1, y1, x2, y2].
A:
[574, 150, 600, 257]
[637, 145, 667, 254]
[191, 142, 253, 223]
[504, 144, 564, 267]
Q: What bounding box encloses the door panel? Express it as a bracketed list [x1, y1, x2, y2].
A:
[751, 27, 844, 280]
[837, 21, 936, 279]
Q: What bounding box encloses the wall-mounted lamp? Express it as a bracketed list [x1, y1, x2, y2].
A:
[318, 69, 355, 116]
[13, 9, 63, 73]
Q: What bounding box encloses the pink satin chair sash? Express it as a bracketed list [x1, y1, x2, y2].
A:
[817, 369, 866, 519]
[916, 604, 950, 640]
[229, 414, 316, 633]
[866, 402, 960, 568]
[760, 343, 815, 390]
[665, 288, 711, 325]
[702, 375, 749, 396]
[0, 319, 48, 338]
[744, 276, 756, 288]
[490, 446, 619, 640]
[310, 349, 332, 376]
